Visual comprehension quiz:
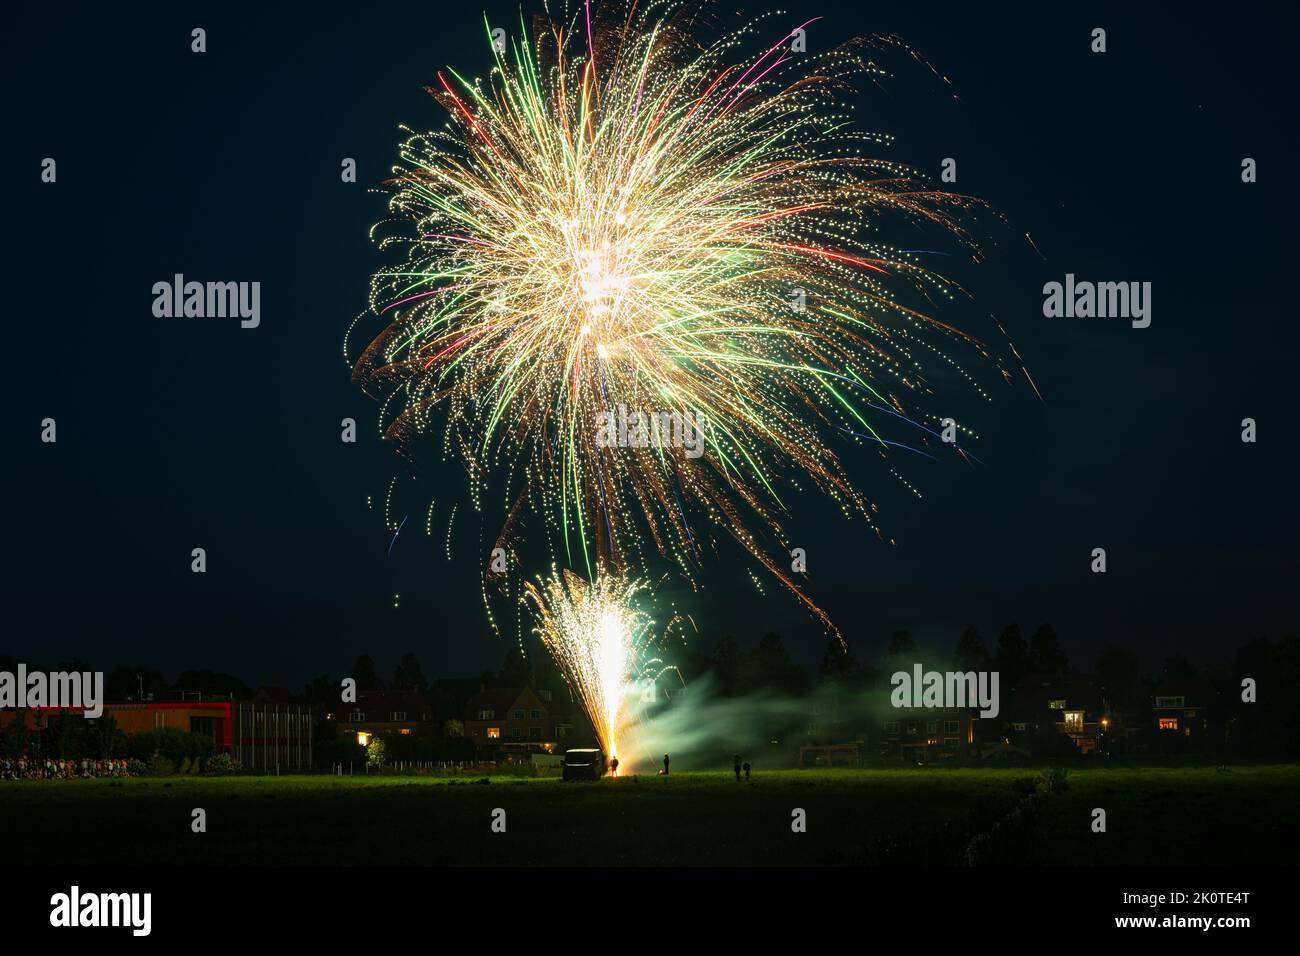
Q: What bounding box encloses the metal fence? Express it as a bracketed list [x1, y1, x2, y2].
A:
[230, 702, 313, 773]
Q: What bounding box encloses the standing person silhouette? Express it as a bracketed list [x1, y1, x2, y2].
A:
[662, 753, 670, 775]
[734, 753, 742, 781]
[610, 756, 620, 776]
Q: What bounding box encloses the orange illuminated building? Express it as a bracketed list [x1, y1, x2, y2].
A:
[1, 698, 314, 771]
[0, 701, 234, 750]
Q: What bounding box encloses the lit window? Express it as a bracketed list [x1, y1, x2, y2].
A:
[478, 709, 494, 720]
[356, 732, 370, 746]
[1048, 700, 1066, 710]
[1063, 711, 1083, 732]
[400, 729, 411, 735]
[1159, 717, 1178, 731]
[1155, 696, 1185, 709]
[391, 711, 406, 721]
[350, 711, 364, 721]
[486, 727, 500, 739]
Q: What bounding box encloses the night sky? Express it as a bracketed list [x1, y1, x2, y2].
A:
[6, 2, 1297, 689]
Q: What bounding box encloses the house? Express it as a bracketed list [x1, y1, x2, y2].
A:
[1151, 679, 1212, 741]
[880, 707, 974, 763]
[1004, 673, 1110, 755]
[332, 692, 434, 747]
[462, 686, 569, 755]
[803, 684, 873, 746]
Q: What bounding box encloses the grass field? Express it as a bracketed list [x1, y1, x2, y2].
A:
[4, 765, 1297, 866]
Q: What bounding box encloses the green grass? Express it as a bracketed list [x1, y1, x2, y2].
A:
[3, 765, 1297, 866]
[1022, 765, 1300, 865]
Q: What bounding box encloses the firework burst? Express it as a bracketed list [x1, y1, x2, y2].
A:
[350, 0, 1009, 639]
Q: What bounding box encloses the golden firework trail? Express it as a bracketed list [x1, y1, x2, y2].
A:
[525, 567, 679, 764]
[350, 0, 1008, 642]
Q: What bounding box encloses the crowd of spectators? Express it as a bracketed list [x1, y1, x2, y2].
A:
[0, 757, 139, 779]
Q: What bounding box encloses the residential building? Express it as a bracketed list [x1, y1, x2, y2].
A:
[331, 692, 434, 747]
[880, 707, 974, 763]
[1151, 679, 1212, 740]
[462, 686, 569, 755]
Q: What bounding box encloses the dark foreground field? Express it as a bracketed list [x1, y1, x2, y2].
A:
[4, 765, 1297, 866]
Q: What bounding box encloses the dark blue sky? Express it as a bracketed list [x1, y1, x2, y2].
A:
[5, 1, 1296, 688]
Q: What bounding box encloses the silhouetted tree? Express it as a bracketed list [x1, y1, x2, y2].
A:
[712, 634, 741, 695]
[45, 710, 77, 758]
[1029, 624, 1068, 675]
[391, 652, 427, 693]
[741, 632, 809, 695]
[303, 674, 335, 704]
[91, 713, 123, 758]
[500, 646, 532, 687]
[349, 655, 384, 694]
[1232, 635, 1300, 755]
[995, 625, 1029, 686]
[0, 709, 28, 757]
[887, 629, 917, 662]
[819, 636, 860, 681]
[1095, 645, 1142, 730]
[954, 627, 989, 670]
